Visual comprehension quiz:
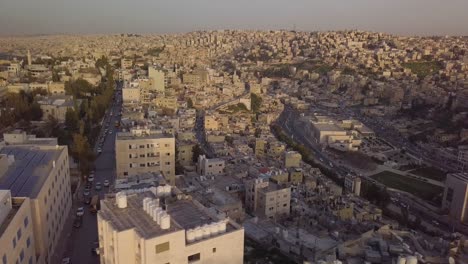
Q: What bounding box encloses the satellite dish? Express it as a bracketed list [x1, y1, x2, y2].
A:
[449, 256, 455, 264]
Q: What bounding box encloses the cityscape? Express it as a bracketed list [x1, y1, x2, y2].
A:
[0, 2, 468, 264]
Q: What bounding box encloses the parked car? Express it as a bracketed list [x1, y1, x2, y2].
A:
[83, 190, 90, 196]
[76, 207, 84, 216]
[95, 182, 102, 191]
[88, 176, 94, 183]
[91, 242, 100, 255]
[62, 257, 72, 264]
[103, 180, 110, 187]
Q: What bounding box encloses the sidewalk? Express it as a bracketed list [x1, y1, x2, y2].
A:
[53, 179, 83, 263]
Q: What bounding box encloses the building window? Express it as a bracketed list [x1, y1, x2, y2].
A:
[155, 242, 170, 253]
[165, 162, 171, 165]
[446, 188, 454, 202]
[19, 250, 24, 261]
[165, 144, 170, 147]
[2, 254, 6, 264]
[212, 248, 216, 253]
[12, 237, 16, 248]
[17, 228, 22, 240]
[139, 145, 145, 149]
[188, 253, 200, 262]
[27, 237, 31, 248]
[283, 203, 288, 207]
[28, 257, 32, 264]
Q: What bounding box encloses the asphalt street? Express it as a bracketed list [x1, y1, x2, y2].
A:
[62, 83, 122, 264]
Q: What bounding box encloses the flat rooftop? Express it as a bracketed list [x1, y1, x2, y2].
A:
[116, 132, 174, 141]
[448, 173, 468, 183]
[312, 122, 344, 132]
[0, 146, 65, 198]
[99, 191, 233, 239]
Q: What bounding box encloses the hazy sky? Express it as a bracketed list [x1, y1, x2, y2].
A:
[1, 0, 467, 36]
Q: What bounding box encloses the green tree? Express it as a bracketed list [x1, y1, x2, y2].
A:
[251, 93, 263, 113]
[28, 102, 43, 121]
[71, 133, 95, 178]
[187, 98, 194, 108]
[65, 108, 79, 132]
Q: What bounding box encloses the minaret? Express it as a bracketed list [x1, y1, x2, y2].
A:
[27, 50, 32, 66]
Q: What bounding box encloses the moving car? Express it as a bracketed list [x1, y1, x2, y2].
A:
[88, 176, 94, 183]
[83, 190, 90, 196]
[62, 257, 72, 264]
[76, 207, 84, 216]
[95, 182, 102, 191]
[103, 180, 110, 187]
[84, 196, 92, 204]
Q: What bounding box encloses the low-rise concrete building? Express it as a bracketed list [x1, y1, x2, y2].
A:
[197, 155, 225, 176]
[97, 189, 244, 264]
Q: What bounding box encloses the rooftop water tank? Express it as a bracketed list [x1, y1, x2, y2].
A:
[157, 210, 165, 224]
[116, 192, 127, 208]
[160, 214, 171, 230]
[406, 256, 417, 264]
[210, 223, 219, 235]
[397, 256, 406, 264]
[194, 227, 203, 240]
[143, 197, 152, 211]
[186, 229, 195, 242]
[202, 224, 211, 238]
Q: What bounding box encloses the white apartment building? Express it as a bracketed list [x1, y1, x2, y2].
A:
[148, 67, 167, 92]
[115, 129, 176, 185]
[0, 191, 36, 264]
[122, 82, 141, 105]
[443, 173, 468, 223]
[97, 189, 244, 264]
[196, 155, 225, 176]
[255, 182, 291, 219]
[0, 144, 72, 264]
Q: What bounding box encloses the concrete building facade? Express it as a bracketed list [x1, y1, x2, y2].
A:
[443, 173, 468, 223]
[0, 145, 72, 264]
[197, 155, 225, 176]
[97, 190, 244, 264]
[115, 129, 176, 185]
[256, 183, 291, 219]
[0, 191, 37, 264]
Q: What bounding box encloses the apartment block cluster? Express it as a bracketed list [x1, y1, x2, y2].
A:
[1, 30, 468, 263]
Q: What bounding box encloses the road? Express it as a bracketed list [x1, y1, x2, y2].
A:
[62, 82, 123, 264]
[276, 105, 348, 177]
[194, 89, 250, 158]
[276, 103, 468, 236]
